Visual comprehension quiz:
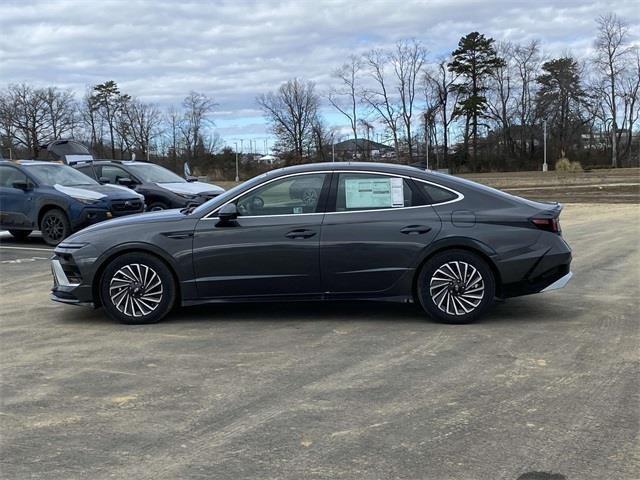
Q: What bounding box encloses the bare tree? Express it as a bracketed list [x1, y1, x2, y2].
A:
[487, 41, 515, 165]
[123, 99, 163, 159]
[513, 40, 544, 159]
[362, 49, 401, 160]
[424, 58, 459, 165]
[328, 56, 361, 155]
[180, 91, 217, 161]
[257, 78, 319, 160]
[594, 13, 631, 167]
[392, 39, 427, 161]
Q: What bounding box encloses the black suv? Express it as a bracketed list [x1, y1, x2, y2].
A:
[74, 161, 225, 211]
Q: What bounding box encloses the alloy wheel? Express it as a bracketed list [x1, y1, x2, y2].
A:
[109, 263, 163, 318]
[429, 261, 485, 316]
[43, 215, 64, 242]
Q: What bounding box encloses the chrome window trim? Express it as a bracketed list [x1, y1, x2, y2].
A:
[202, 169, 464, 220]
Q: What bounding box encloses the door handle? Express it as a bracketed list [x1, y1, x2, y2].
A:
[285, 229, 316, 239]
[400, 225, 432, 235]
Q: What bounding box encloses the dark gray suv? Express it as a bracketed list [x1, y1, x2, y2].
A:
[50, 162, 572, 324]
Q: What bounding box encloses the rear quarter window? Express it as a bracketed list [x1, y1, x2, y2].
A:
[417, 182, 459, 204]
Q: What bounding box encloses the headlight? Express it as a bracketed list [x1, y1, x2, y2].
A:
[73, 196, 102, 205]
[175, 192, 198, 199]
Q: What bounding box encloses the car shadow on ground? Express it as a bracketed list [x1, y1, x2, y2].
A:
[55, 295, 582, 328]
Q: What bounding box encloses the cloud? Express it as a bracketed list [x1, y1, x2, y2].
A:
[1, 0, 638, 140]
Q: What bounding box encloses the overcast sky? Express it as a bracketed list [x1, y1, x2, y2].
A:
[1, 0, 638, 147]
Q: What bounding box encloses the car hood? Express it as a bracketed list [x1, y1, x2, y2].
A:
[157, 181, 224, 195]
[54, 184, 143, 200]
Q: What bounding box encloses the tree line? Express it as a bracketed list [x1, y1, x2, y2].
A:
[1, 12, 638, 175]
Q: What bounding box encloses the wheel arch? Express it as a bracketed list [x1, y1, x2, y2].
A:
[37, 203, 68, 229]
[91, 244, 182, 308]
[412, 239, 503, 300]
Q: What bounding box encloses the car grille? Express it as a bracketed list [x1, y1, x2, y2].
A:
[111, 199, 143, 216]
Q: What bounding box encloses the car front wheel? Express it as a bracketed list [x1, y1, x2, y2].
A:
[99, 252, 176, 324]
[40, 209, 70, 246]
[417, 250, 495, 324]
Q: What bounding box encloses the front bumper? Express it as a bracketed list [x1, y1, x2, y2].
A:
[50, 249, 96, 307]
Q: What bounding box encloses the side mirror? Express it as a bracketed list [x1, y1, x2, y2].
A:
[117, 177, 135, 187]
[217, 203, 238, 223]
[12, 180, 30, 190]
[186, 176, 197, 182]
[99, 176, 111, 184]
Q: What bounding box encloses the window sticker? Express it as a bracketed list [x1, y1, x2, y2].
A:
[344, 177, 404, 209]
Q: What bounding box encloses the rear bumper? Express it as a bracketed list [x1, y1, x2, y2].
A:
[497, 234, 572, 298]
[541, 271, 573, 292]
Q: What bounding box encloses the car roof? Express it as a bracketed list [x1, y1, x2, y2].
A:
[91, 160, 154, 166]
[0, 160, 66, 167]
[264, 161, 430, 177]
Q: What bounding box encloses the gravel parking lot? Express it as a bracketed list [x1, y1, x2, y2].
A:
[1, 202, 638, 480]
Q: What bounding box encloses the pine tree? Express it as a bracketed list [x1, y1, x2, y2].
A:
[448, 32, 505, 170]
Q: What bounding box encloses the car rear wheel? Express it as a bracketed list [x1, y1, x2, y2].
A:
[100, 252, 176, 324]
[8, 229, 32, 240]
[40, 209, 70, 246]
[417, 250, 495, 324]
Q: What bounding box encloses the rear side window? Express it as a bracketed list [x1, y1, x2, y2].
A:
[417, 182, 459, 204]
[334, 173, 421, 212]
[75, 165, 97, 179]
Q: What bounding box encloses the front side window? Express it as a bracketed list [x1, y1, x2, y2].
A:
[235, 173, 327, 217]
[0, 166, 28, 188]
[335, 173, 420, 212]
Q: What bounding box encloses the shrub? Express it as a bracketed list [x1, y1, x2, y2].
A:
[555, 157, 583, 172]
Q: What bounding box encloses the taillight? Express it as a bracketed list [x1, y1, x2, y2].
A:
[531, 217, 560, 234]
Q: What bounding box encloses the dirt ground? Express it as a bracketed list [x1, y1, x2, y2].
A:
[1, 201, 638, 480]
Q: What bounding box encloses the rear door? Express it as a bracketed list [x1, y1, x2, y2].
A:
[320, 171, 441, 294]
[0, 165, 36, 229]
[193, 172, 331, 298]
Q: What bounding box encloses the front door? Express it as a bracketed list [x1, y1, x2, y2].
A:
[320, 172, 441, 294]
[193, 172, 330, 299]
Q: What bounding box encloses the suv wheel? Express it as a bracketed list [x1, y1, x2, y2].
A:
[40, 209, 70, 246]
[100, 253, 176, 324]
[417, 250, 495, 324]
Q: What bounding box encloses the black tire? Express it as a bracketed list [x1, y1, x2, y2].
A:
[99, 252, 176, 324]
[40, 209, 70, 246]
[148, 202, 168, 212]
[416, 249, 495, 324]
[8, 229, 32, 240]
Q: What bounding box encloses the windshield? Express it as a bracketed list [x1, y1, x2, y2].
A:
[191, 173, 270, 216]
[126, 163, 185, 183]
[23, 164, 98, 186]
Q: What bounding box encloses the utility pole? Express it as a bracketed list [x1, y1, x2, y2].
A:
[234, 142, 239, 182]
[543, 119, 548, 172]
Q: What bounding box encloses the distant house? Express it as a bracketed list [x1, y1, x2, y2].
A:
[333, 139, 394, 160]
[257, 154, 280, 165]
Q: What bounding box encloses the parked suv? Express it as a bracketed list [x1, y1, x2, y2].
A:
[74, 161, 225, 211]
[0, 161, 144, 245]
